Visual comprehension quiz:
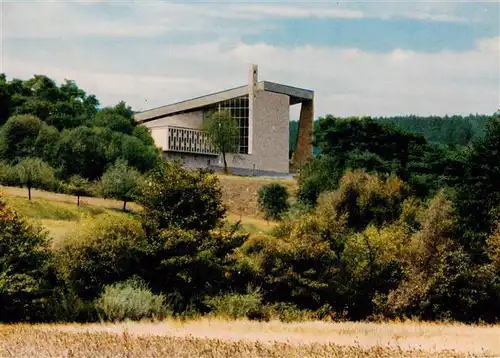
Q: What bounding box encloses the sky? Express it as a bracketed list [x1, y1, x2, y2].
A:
[1, 0, 499, 119]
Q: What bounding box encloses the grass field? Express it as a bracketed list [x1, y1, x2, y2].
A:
[2, 319, 498, 357]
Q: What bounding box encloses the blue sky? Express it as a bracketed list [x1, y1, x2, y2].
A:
[1, 0, 499, 118]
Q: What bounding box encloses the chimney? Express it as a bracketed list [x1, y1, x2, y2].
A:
[249, 64, 258, 89]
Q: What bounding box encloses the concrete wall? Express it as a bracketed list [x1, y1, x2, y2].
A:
[143, 111, 203, 129]
[251, 90, 290, 173]
[164, 152, 216, 170]
[291, 98, 314, 170]
[222, 90, 289, 173]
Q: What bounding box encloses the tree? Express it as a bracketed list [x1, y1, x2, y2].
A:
[137, 160, 226, 232]
[203, 109, 239, 174]
[66, 175, 91, 206]
[258, 183, 290, 221]
[15, 157, 56, 200]
[98, 159, 142, 211]
[0, 197, 53, 322]
[453, 114, 500, 262]
[0, 115, 43, 162]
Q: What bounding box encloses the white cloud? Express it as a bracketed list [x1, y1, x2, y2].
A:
[1, 1, 497, 118]
[226, 4, 365, 19]
[2, 36, 498, 117]
[1, 0, 478, 42]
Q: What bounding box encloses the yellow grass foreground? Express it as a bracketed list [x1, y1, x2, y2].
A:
[1, 319, 499, 357]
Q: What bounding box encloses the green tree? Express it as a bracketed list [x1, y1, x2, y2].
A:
[98, 159, 142, 211]
[0, 115, 43, 161]
[66, 175, 91, 206]
[138, 160, 226, 232]
[0, 197, 53, 322]
[453, 114, 500, 262]
[203, 109, 239, 174]
[15, 157, 56, 200]
[33, 123, 60, 166]
[258, 183, 290, 221]
[55, 126, 109, 180]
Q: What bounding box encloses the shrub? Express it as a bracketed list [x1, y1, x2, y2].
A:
[138, 160, 226, 232]
[96, 277, 169, 322]
[0, 195, 53, 322]
[138, 228, 248, 314]
[205, 286, 263, 320]
[54, 212, 148, 300]
[317, 169, 409, 230]
[257, 183, 289, 220]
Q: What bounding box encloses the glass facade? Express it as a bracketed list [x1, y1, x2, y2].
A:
[203, 95, 249, 154]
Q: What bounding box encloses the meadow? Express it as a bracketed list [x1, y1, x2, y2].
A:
[0, 173, 287, 242]
[1, 319, 499, 357]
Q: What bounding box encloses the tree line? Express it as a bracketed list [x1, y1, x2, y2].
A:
[289, 113, 492, 158]
[0, 74, 160, 203]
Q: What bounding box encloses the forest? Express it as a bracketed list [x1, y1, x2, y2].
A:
[1, 73, 500, 324]
[289, 114, 491, 157]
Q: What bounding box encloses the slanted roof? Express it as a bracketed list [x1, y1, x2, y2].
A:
[134, 81, 314, 123]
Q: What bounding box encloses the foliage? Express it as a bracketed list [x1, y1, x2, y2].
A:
[96, 277, 169, 322]
[452, 114, 500, 263]
[15, 157, 57, 199]
[289, 114, 491, 158]
[257, 183, 290, 221]
[297, 115, 463, 206]
[0, 196, 53, 322]
[54, 212, 148, 301]
[138, 160, 226, 232]
[205, 286, 263, 319]
[296, 155, 344, 206]
[65, 175, 91, 206]
[97, 159, 142, 211]
[0, 115, 43, 161]
[0, 162, 20, 187]
[318, 170, 409, 230]
[203, 109, 239, 174]
[0, 74, 158, 181]
[138, 228, 248, 314]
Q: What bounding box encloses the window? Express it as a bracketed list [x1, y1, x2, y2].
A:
[203, 95, 249, 154]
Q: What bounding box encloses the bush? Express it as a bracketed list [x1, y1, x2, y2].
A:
[317, 169, 409, 230]
[258, 183, 289, 221]
[54, 212, 148, 301]
[138, 228, 248, 314]
[96, 277, 169, 322]
[0, 196, 53, 322]
[138, 160, 226, 232]
[205, 286, 263, 320]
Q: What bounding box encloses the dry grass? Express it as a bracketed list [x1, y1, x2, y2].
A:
[2, 319, 497, 357]
[0, 185, 141, 212]
[218, 175, 297, 219]
[1, 177, 287, 238]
